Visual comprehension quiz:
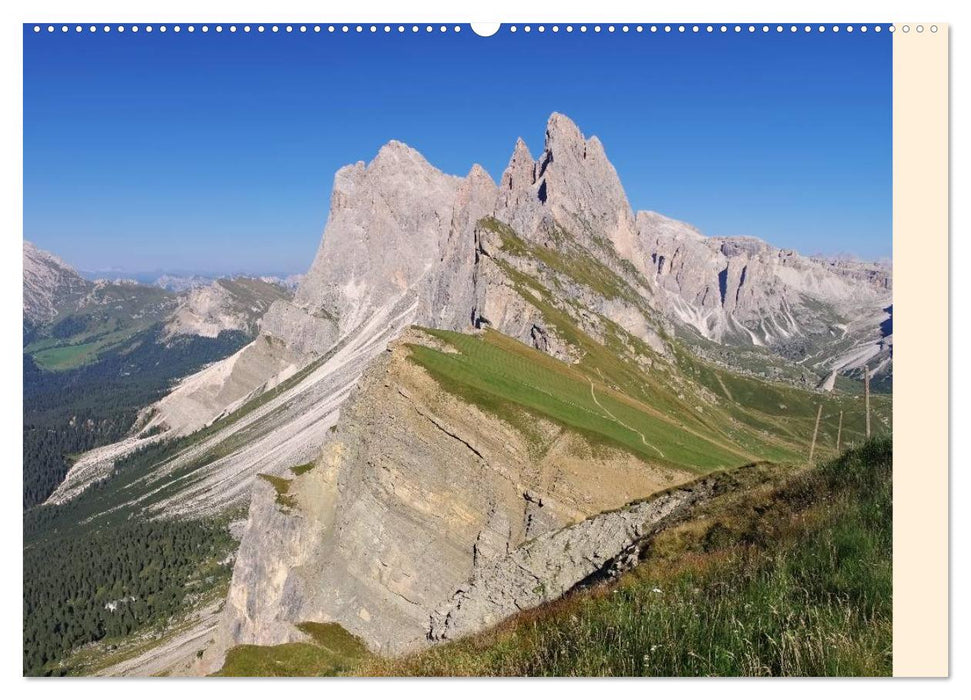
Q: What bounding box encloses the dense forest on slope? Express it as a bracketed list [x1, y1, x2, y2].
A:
[23, 326, 249, 508]
[23, 516, 234, 676]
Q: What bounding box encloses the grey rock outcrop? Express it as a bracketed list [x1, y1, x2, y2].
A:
[494, 114, 638, 261]
[216, 329, 691, 661]
[163, 277, 292, 340]
[23, 241, 92, 328]
[429, 476, 719, 642]
[290, 141, 464, 336]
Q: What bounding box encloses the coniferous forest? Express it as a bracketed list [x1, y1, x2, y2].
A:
[22, 325, 250, 675]
[23, 516, 234, 675]
[23, 326, 249, 507]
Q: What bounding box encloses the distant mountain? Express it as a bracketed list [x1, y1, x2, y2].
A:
[24, 114, 892, 677]
[23, 241, 93, 331]
[635, 211, 892, 389]
[23, 241, 295, 369]
[163, 277, 293, 340]
[153, 274, 214, 292]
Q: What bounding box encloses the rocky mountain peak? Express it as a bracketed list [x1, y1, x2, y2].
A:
[465, 162, 494, 187]
[543, 111, 586, 160]
[371, 138, 433, 170]
[23, 240, 91, 328]
[493, 113, 640, 264]
[495, 138, 537, 219]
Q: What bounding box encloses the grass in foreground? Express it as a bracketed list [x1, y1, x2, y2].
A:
[214, 440, 891, 677]
[364, 439, 892, 677]
[216, 623, 370, 677]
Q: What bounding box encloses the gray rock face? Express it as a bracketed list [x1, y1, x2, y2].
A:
[427, 164, 498, 331]
[429, 477, 719, 642]
[634, 210, 892, 382]
[216, 329, 691, 661]
[494, 113, 638, 260]
[23, 241, 92, 328]
[291, 141, 467, 337]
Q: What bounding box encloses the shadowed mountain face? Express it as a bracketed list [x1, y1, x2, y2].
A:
[25, 114, 891, 676]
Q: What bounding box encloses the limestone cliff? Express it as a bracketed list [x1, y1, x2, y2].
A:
[46, 114, 893, 674]
[216, 329, 692, 662]
[635, 210, 892, 384]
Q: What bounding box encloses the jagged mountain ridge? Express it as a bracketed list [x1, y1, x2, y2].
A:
[135, 113, 888, 440]
[48, 111, 892, 514]
[35, 114, 892, 675]
[24, 241, 295, 358]
[23, 241, 93, 330]
[635, 210, 891, 387]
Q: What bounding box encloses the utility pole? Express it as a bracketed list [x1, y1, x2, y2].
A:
[809, 403, 823, 465]
[864, 365, 871, 439]
[836, 410, 844, 453]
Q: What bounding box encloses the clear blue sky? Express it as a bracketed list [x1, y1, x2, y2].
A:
[24, 25, 892, 276]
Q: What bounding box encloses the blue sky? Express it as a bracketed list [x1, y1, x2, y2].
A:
[24, 24, 892, 275]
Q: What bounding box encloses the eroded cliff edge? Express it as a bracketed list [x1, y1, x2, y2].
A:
[217, 328, 692, 661]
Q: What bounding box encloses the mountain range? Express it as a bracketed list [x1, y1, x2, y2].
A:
[23, 113, 892, 676]
[24, 241, 294, 363]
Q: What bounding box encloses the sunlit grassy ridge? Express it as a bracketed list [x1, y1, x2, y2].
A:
[407, 326, 888, 475]
[409, 329, 744, 471]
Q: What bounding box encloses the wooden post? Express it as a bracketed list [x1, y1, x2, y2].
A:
[864, 365, 871, 439]
[836, 410, 844, 453]
[809, 403, 823, 465]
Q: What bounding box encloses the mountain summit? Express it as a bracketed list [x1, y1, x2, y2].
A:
[34, 114, 892, 675]
[23, 241, 91, 330]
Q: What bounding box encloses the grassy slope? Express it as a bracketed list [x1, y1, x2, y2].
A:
[216, 623, 371, 677]
[409, 329, 744, 471]
[408, 326, 888, 476]
[214, 440, 891, 677]
[465, 218, 890, 469]
[365, 439, 893, 677]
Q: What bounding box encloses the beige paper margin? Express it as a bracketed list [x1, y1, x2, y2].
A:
[892, 22, 949, 677]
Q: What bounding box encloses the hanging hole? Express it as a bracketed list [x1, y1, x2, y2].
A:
[471, 23, 500, 37]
